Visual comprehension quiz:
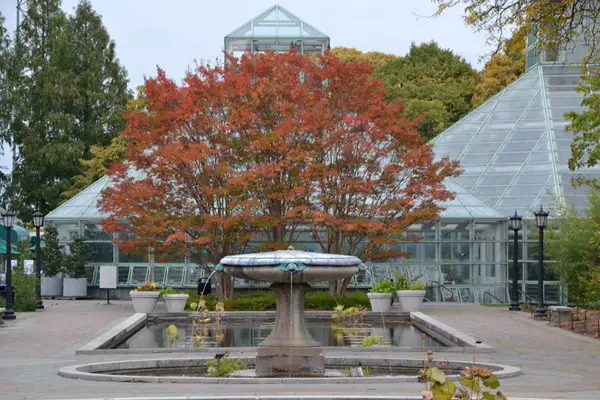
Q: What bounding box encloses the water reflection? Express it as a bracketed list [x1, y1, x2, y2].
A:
[118, 322, 443, 349]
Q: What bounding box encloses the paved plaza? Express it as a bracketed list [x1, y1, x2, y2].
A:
[0, 301, 599, 399]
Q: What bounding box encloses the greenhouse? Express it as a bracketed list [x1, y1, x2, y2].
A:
[45, 5, 595, 305]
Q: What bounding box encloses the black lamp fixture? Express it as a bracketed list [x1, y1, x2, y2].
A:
[533, 205, 549, 318]
[508, 210, 522, 311]
[2, 210, 16, 320]
[32, 210, 45, 309]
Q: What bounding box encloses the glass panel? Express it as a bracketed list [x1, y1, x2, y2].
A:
[85, 265, 96, 285]
[526, 262, 554, 280]
[441, 242, 470, 262]
[494, 98, 533, 111]
[87, 242, 114, 263]
[118, 250, 146, 263]
[487, 110, 524, 121]
[406, 265, 426, 283]
[507, 129, 544, 141]
[83, 223, 111, 240]
[130, 266, 149, 285]
[440, 221, 470, 241]
[441, 265, 471, 284]
[505, 185, 545, 196]
[514, 173, 550, 185]
[479, 174, 514, 185]
[460, 154, 493, 166]
[184, 265, 202, 286]
[464, 142, 501, 153]
[492, 152, 529, 163]
[500, 141, 538, 152]
[117, 266, 130, 285]
[370, 263, 390, 280]
[473, 222, 500, 240]
[166, 266, 185, 286]
[56, 223, 80, 242]
[458, 286, 476, 302]
[150, 265, 167, 285]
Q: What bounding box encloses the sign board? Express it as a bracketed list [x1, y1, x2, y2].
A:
[11, 260, 17, 268]
[23, 260, 34, 275]
[99, 265, 117, 289]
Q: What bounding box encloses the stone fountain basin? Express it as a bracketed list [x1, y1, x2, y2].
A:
[222, 265, 359, 283]
[58, 356, 522, 384]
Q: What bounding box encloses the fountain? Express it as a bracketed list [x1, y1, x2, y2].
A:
[218, 247, 361, 377]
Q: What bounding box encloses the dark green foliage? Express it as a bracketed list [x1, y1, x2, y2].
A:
[13, 241, 38, 312]
[546, 186, 600, 306]
[376, 41, 479, 140]
[0, 12, 12, 196]
[65, 236, 90, 278]
[185, 290, 369, 311]
[42, 226, 63, 277]
[6, 0, 130, 219]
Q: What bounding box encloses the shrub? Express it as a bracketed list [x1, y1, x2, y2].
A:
[42, 227, 64, 277]
[65, 236, 90, 278]
[185, 290, 370, 311]
[13, 241, 38, 312]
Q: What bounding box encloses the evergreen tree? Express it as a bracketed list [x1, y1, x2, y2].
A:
[41, 226, 63, 277]
[9, 0, 130, 220]
[65, 235, 89, 278]
[0, 12, 12, 200]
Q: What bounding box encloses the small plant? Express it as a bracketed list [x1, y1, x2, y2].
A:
[362, 335, 382, 347]
[134, 281, 157, 292]
[342, 367, 351, 377]
[370, 278, 395, 294]
[363, 366, 372, 376]
[205, 352, 246, 377]
[393, 272, 411, 291]
[160, 286, 176, 296]
[65, 236, 90, 278]
[165, 324, 179, 347]
[410, 281, 426, 290]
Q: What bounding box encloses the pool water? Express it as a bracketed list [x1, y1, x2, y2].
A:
[117, 321, 443, 349]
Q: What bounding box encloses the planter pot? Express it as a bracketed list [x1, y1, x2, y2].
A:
[129, 291, 160, 313]
[63, 277, 87, 297]
[41, 277, 63, 297]
[396, 290, 426, 312]
[163, 294, 189, 313]
[367, 292, 393, 312]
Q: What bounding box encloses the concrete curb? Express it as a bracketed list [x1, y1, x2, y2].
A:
[76, 313, 146, 354]
[46, 397, 554, 400]
[57, 356, 521, 384]
[410, 312, 494, 352]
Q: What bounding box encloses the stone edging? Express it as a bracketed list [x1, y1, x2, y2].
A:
[58, 356, 521, 384]
[411, 312, 494, 352]
[48, 397, 553, 400]
[76, 313, 146, 353]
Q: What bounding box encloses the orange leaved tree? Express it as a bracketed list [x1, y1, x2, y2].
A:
[100, 50, 459, 299]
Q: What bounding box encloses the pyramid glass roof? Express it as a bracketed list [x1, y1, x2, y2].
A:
[432, 64, 597, 218]
[224, 5, 329, 55]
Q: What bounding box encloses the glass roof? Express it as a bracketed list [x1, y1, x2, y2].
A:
[439, 179, 506, 220]
[45, 176, 112, 221]
[432, 64, 597, 218]
[225, 4, 329, 39]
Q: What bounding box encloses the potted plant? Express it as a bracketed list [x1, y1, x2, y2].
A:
[41, 227, 64, 297]
[161, 286, 189, 313]
[367, 278, 395, 312]
[395, 273, 426, 312]
[63, 236, 89, 297]
[130, 281, 160, 313]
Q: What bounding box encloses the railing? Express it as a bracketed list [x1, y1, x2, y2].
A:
[482, 291, 506, 304]
[429, 280, 457, 302]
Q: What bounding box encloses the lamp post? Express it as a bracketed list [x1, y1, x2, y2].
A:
[508, 211, 522, 311]
[534, 205, 549, 318]
[2, 210, 16, 320]
[32, 211, 45, 309]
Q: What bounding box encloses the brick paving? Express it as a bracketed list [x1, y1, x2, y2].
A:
[0, 301, 599, 399]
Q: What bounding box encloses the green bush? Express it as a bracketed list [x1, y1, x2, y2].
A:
[185, 290, 370, 311]
[13, 268, 38, 312]
[42, 227, 64, 277]
[65, 236, 90, 278]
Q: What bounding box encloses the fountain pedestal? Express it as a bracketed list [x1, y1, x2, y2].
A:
[256, 283, 324, 377]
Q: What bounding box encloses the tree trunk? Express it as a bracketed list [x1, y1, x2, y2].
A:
[328, 277, 352, 297]
[215, 273, 235, 300]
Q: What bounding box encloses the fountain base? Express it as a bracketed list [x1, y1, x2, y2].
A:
[256, 282, 325, 377]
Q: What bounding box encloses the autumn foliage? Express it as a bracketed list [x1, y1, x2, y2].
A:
[100, 51, 459, 299]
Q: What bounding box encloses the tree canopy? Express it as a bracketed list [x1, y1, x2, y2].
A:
[375, 41, 480, 140]
[5, 0, 130, 220]
[100, 51, 459, 298]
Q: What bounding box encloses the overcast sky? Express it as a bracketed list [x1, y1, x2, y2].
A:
[0, 0, 490, 171]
